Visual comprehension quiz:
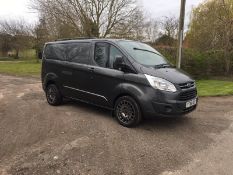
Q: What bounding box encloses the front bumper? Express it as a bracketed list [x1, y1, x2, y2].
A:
[140, 87, 198, 118]
[151, 98, 197, 116]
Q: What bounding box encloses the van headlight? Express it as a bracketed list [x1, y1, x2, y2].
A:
[145, 74, 177, 92]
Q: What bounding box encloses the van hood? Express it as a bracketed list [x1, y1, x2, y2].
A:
[140, 66, 194, 84]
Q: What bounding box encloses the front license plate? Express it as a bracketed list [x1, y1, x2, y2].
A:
[186, 98, 197, 108]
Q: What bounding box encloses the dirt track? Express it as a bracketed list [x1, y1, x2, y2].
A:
[0, 74, 233, 175]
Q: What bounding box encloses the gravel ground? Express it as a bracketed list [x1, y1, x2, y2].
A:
[0, 74, 233, 175]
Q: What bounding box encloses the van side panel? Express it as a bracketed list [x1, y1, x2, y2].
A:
[86, 66, 125, 108]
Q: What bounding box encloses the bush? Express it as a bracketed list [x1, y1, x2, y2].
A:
[155, 47, 231, 79]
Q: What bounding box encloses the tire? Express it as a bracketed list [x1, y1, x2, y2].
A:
[114, 96, 142, 127]
[45, 84, 63, 106]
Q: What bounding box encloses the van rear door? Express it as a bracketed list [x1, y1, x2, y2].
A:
[43, 43, 70, 94]
[63, 42, 94, 101]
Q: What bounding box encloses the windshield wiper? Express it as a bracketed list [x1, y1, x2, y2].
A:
[133, 47, 162, 56]
[154, 63, 173, 69]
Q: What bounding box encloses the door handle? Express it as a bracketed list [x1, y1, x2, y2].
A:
[88, 67, 95, 72]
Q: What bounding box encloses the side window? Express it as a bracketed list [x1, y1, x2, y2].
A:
[44, 44, 66, 61]
[109, 45, 124, 69]
[66, 43, 91, 64]
[94, 43, 109, 68]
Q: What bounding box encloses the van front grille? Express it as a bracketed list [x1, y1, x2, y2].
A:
[179, 89, 197, 101]
[179, 82, 195, 89]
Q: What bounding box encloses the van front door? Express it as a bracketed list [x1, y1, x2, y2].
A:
[87, 43, 125, 108]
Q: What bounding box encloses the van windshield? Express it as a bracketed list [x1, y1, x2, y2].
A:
[118, 41, 169, 67]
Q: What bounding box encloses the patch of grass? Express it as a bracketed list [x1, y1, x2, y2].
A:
[0, 60, 41, 77]
[197, 80, 233, 97]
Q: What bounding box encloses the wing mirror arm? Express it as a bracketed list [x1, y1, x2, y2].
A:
[113, 56, 133, 73]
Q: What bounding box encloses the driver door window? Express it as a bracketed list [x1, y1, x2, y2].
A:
[109, 45, 124, 69]
[94, 43, 124, 70]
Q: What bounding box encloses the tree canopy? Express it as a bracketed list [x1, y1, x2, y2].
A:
[32, 0, 145, 39]
[187, 0, 233, 73]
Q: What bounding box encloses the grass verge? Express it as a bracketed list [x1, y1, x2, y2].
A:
[197, 80, 233, 97]
[0, 60, 41, 77]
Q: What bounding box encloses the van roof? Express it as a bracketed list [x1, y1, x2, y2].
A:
[45, 38, 136, 45]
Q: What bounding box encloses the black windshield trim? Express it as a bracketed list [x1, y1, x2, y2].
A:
[133, 47, 162, 56]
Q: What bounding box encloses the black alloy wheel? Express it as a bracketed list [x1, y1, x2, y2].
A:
[114, 96, 142, 127]
[46, 84, 62, 106]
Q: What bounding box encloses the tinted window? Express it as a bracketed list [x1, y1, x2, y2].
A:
[44, 44, 66, 61]
[94, 43, 109, 68]
[66, 43, 90, 64]
[109, 45, 124, 69]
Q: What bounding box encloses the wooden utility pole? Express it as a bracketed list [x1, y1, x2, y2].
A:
[176, 0, 186, 69]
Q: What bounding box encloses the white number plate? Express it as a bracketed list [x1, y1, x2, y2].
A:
[186, 98, 197, 108]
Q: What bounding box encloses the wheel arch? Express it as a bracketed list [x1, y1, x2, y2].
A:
[43, 73, 59, 91]
[112, 83, 147, 116]
[113, 93, 140, 108]
[46, 80, 57, 88]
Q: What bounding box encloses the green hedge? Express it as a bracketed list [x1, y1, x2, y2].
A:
[156, 47, 232, 78]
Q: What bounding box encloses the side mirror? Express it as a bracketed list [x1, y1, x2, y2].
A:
[113, 56, 132, 72]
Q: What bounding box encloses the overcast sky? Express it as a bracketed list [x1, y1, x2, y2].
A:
[0, 0, 204, 24]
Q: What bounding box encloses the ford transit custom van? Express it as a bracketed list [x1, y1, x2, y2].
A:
[42, 39, 198, 127]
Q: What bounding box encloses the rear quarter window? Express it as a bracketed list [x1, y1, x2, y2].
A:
[44, 44, 66, 61]
[66, 42, 91, 64]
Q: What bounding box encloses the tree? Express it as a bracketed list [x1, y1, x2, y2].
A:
[155, 35, 177, 46]
[0, 19, 33, 59]
[144, 18, 159, 43]
[34, 18, 50, 59]
[0, 33, 12, 57]
[187, 0, 233, 74]
[32, 0, 142, 38]
[160, 16, 179, 39]
[110, 8, 146, 40]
